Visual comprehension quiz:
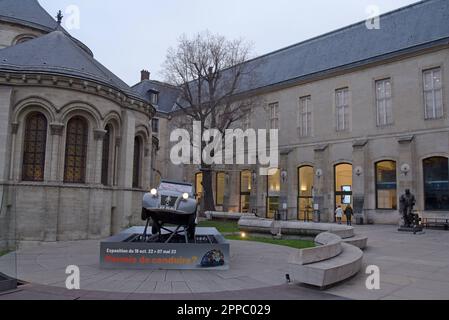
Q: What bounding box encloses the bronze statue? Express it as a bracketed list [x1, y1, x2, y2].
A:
[399, 189, 418, 228]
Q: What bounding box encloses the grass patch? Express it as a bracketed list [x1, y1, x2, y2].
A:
[198, 220, 240, 233]
[226, 235, 314, 250]
[198, 220, 314, 249]
[0, 250, 10, 257]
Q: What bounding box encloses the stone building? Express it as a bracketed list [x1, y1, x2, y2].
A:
[145, 0, 449, 225]
[0, 0, 155, 249]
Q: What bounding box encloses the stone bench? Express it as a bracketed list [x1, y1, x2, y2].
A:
[238, 215, 355, 239]
[205, 211, 248, 221]
[288, 232, 363, 288]
[288, 232, 342, 265]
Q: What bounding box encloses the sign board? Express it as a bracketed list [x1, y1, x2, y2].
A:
[100, 227, 230, 271]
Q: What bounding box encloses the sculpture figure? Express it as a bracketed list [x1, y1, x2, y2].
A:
[399, 189, 418, 228]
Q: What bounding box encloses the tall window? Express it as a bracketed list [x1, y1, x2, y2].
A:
[423, 157, 449, 210]
[152, 118, 159, 134]
[335, 88, 350, 132]
[335, 163, 353, 223]
[267, 169, 280, 219]
[423, 68, 443, 120]
[132, 136, 142, 188]
[216, 172, 225, 206]
[64, 116, 88, 183]
[240, 170, 252, 213]
[101, 125, 112, 186]
[22, 112, 47, 181]
[375, 161, 397, 209]
[298, 166, 314, 221]
[376, 79, 393, 126]
[195, 173, 203, 201]
[299, 96, 312, 137]
[150, 92, 159, 105]
[269, 102, 279, 130]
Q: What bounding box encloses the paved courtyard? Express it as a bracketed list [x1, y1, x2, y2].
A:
[1, 225, 449, 300]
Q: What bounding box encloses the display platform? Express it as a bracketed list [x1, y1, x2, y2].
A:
[100, 227, 230, 270]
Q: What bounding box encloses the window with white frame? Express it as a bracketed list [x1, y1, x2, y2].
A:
[298, 96, 312, 137]
[423, 68, 443, 120]
[269, 102, 279, 130]
[335, 88, 350, 132]
[376, 78, 393, 126]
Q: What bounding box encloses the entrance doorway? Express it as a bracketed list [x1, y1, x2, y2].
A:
[334, 163, 353, 223]
[298, 166, 314, 221]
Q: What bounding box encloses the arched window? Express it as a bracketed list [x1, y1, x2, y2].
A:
[375, 161, 397, 209]
[423, 157, 449, 210]
[22, 112, 47, 181]
[132, 136, 142, 188]
[101, 125, 112, 186]
[64, 116, 88, 183]
[335, 163, 353, 222]
[298, 166, 314, 221]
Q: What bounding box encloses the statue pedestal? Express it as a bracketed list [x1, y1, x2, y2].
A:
[398, 226, 424, 234]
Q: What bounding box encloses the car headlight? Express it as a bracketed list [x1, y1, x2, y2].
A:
[182, 193, 189, 200]
[150, 188, 157, 196]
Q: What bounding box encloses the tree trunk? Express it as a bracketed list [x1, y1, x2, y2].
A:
[201, 166, 216, 214]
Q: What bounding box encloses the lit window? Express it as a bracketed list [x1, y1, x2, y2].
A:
[216, 172, 225, 206]
[375, 161, 397, 210]
[423, 68, 443, 120]
[335, 88, 350, 132]
[299, 96, 312, 137]
[376, 79, 393, 126]
[298, 166, 314, 221]
[267, 169, 280, 219]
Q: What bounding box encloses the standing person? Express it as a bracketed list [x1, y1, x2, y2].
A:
[345, 205, 354, 226]
[335, 205, 343, 224]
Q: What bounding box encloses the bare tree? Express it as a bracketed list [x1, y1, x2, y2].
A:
[163, 31, 259, 213]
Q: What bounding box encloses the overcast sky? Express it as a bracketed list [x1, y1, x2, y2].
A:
[40, 0, 419, 86]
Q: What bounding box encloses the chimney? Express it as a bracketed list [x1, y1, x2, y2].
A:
[141, 69, 150, 81]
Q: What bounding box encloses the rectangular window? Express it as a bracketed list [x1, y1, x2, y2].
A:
[335, 88, 350, 132]
[152, 118, 159, 134]
[269, 102, 279, 130]
[298, 96, 312, 137]
[376, 79, 393, 126]
[423, 68, 443, 120]
[151, 92, 159, 105]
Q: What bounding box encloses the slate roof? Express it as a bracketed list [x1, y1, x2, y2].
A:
[132, 80, 181, 114]
[0, 0, 93, 56]
[0, 31, 145, 101]
[236, 0, 449, 93]
[0, 0, 59, 32]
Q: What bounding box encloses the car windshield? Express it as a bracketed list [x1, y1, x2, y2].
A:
[159, 182, 193, 194]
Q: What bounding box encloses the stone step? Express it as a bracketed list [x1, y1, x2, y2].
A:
[341, 235, 368, 250]
[288, 243, 363, 288]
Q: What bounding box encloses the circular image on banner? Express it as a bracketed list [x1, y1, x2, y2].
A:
[200, 249, 225, 268]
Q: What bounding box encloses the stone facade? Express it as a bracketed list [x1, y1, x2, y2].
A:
[156, 45, 449, 225]
[0, 8, 154, 250]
